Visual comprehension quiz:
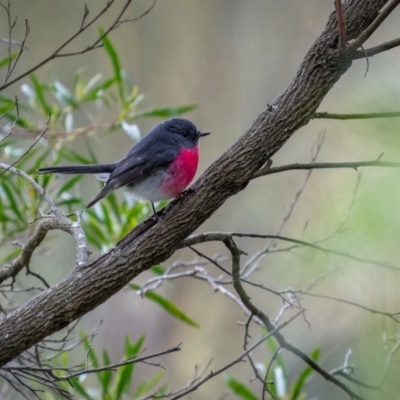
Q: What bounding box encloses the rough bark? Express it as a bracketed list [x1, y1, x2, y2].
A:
[0, 0, 390, 366]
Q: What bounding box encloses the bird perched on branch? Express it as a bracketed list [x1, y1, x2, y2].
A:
[38, 118, 211, 218]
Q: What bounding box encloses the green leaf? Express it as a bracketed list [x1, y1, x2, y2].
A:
[70, 378, 95, 400]
[106, 192, 122, 223]
[30, 73, 52, 115]
[134, 370, 165, 398]
[82, 77, 116, 102]
[84, 215, 109, 246]
[100, 202, 114, 235]
[223, 374, 259, 400]
[100, 349, 112, 397]
[54, 80, 79, 108]
[0, 52, 17, 69]
[134, 104, 197, 119]
[129, 284, 199, 328]
[112, 336, 145, 399]
[1, 180, 25, 225]
[56, 175, 83, 198]
[266, 336, 287, 378]
[60, 148, 96, 164]
[291, 348, 320, 400]
[100, 27, 124, 103]
[150, 265, 166, 275]
[0, 247, 22, 264]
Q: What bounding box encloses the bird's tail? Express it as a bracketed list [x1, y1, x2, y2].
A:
[38, 163, 117, 208]
[37, 163, 116, 175]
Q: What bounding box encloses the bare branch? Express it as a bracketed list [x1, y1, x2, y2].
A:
[252, 158, 400, 179]
[313, 111, 400, 120]
[168, 312, 303, 400]
[353, 37, 400, 59]
[223, 235, 366, 400]
[182, 231, 400, 273]
[301, 292, 400, 323]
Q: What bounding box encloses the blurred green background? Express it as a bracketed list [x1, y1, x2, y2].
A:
[1, 1, 400, 399]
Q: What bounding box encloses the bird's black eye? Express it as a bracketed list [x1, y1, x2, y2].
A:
[182, 131, 189, 137]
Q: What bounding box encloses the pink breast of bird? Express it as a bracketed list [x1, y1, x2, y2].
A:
[161, 146, 199, 197]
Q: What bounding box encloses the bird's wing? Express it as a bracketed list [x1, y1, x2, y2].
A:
[86, 150, 174, 208]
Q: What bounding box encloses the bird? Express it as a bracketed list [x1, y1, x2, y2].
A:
[38, 118, 211, 218]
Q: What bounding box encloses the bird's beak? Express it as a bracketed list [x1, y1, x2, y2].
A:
[198, 130, 211, 138]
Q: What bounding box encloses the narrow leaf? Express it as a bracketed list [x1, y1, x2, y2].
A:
[291, 348, 320, 400]
[100, 28, 124, 103]
[223, 374, 259, 400]
[129, 284, 199, 328]
[134, 104, 197, 119]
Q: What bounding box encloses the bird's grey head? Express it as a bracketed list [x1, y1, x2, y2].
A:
[161, 118, 211, 148]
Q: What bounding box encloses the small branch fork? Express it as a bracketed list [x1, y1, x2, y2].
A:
[333, 0, 400, 75]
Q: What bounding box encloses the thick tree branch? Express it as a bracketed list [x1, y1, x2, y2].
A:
[0, 0, 396, 367]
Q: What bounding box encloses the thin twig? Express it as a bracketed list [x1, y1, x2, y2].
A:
[313, 111, 400, 120]
[252, 159, 400, 179]
[335, 0, 346, 50]
[353, 37, 400, 59]
[183, 231, 400, 273]
[301, 292, 400, 323]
